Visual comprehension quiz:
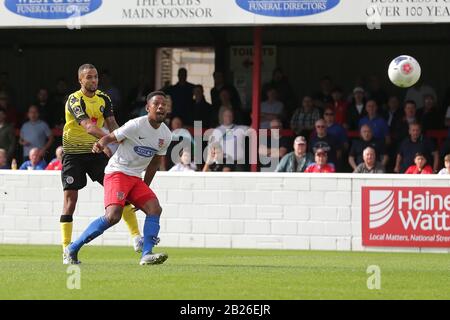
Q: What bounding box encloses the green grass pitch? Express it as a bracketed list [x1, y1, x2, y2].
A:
[1, 244, 449, 300]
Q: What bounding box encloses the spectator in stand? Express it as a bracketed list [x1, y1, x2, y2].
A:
[19, 104, 54, 162]
[313, 76, 333, 110]
[392, 100, 420, 145]
[330, 87, 348, 127]
[0, 148, 9, 169]
[209, 107, 250, 171]
[261, 67, 295, 118]
[290, 95, 321, 138]
[358, 100, 390, 145]
[260, 87, 285, 129]
[202, 143, 232, 172]
[348, 124, 388, 171]
[218, 87, 245, 126]
[276, 136, 314, 172]
[19, 147, 47, 170]
[323, 106, 348, 151]
[260, 118, 292, 161]
[417, 94, 443, 133]
[126, 74, 152, 125]
[164, 68, 195, 126]
[99, 70, 122, 111]
[383, 95, 404, 132]
[210, 71, 242, 113]
[395, 122, 439, 173]
[0, 107, 16, 161]
[405, 152, 433, 174]
[405, 81, 437, 110]
[353, 146, 385, 173]
[34, 88, 55, 128]
[367, 75, 388, 109]
[309, 119, 342, 170]
[193, 84, 216, 129]
[304, 147, 335, 173]
[49, 77, 69, 129]
[166, 116, 195, 171]
[169, 149, 197, 172]
[438, 154, 450, 175]
[0, 91, 20, 127]
[45, 146, 64, 170]
[346, 87, 367, 131]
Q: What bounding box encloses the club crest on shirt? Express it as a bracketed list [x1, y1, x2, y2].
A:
[69, 96, 78, 107]
[158, 139, 165, 148]
[116, 191, 125, 201]
[72, 106, 84, 117]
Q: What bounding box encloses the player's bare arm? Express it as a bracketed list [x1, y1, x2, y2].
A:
[93, 132, 118, 153]
[144, 155, 163, 186]
[80, 118, 108, 139]
[104, 115, 120, 132]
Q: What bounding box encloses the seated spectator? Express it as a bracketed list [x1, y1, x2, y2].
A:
[417, 94, 443, 133]
[34, 88, 55, 128]
[348, 124, 388, 171]
[383, 95, 403, 131]
[0, 107, 16, 161]
[209, 108, 250, 171]
[166, 116, 195, 170]
[309, 119, 342, 170]
[45, 146, 63, 170]
[395, 122, 438, 173]
[438, 154, 450, 175]
[259, 118, 293, 171]
[202, 143, 233, 172]
[358, 99, 390, 145]
[393, 100, 420, 144]
[19, 147, 47, 170]
[346, 87, 367, 131]
[404, 81, 437, 111]
[330, 87, 348, 127]
[211, 71, 242, 113]
[261, 67, 296, 118]
[290, 95, 321, 137]
[260, 87, 284, 129]
[304, 147, 335, 173]
[353, 146, 385, 173]
[19, 105, 54, 161]
[312, 76, 333, 110]
[275, 136, 314, 172]
[324, 106, 348, 150]
[193, 84, 216, 129]
[169, 149, 197, 172]
[367, 75, 388, 109]
[0, 148, 8, 169]
[405, 152, 433, 174]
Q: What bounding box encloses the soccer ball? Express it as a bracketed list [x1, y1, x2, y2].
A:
[388, 55, 421, 88]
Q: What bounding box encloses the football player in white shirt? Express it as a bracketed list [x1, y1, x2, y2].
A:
[65, 91, 172, 265]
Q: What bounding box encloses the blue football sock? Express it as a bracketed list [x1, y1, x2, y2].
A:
[69, 216, 110, 253]
[142, 215, 160, 256]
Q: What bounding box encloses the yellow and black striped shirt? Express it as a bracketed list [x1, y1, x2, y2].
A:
[63, 90, 114, 154]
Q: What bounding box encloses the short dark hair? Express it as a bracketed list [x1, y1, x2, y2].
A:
[146, 91, 166, 102]
[78, 64, 96, 77]
[404, 100, 416, 108]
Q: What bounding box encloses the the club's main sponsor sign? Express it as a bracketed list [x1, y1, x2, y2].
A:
[362, 187, 450, 247]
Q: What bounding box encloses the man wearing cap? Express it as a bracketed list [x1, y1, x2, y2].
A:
[346, 87, 367, 131]
[304, 148, 335, 173]
[276, 136, 314, 172]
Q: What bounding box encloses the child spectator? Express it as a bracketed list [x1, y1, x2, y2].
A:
[405, 152, 433, 174]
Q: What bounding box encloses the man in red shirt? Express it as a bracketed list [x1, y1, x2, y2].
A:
[304, 148, 335, 173]
[46, 146, 63, 170]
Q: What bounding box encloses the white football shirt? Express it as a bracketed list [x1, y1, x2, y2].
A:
[105, 116, 172, 178]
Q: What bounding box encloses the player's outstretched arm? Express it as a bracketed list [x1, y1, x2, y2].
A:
[80, 118, 108, 139]
[93, 132, 119, 153]
[144, 155, 164, 186]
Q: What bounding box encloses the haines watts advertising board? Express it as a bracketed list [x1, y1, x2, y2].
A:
[362, 187, 450, 247]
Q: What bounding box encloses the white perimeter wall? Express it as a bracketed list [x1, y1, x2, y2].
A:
[1, 171, 449, 253]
